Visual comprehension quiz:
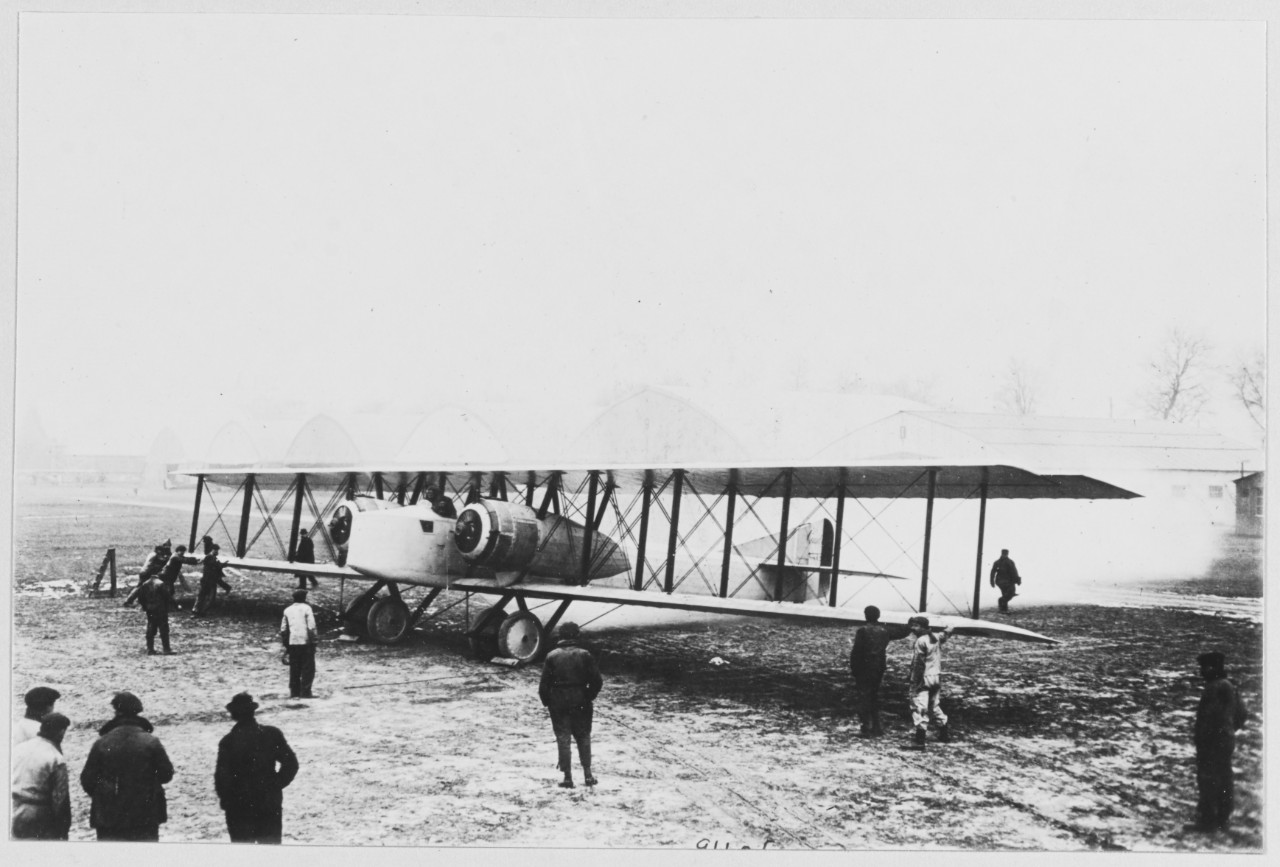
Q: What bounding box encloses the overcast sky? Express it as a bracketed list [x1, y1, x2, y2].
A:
[13, 12, 1266, 455]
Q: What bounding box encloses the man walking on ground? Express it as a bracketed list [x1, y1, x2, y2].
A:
[14, 686, 61, 746]
[539, 622, 603, 789]
[1188, 651, 1248, 833]
[215, 692, 299, 843]
[989, 548, 1021, 613]
[907, 616, 955, 750]
[850, 606, 891, 738]
[11, 712, 72, 840]
[80, 692, 174, 841]
[280, 589, 318, 699]
[293, 528, 318, 590]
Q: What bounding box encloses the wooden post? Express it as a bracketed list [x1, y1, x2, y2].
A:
[664, 470, 684, 594]
[972, 468, 990, 618]
[108, 548, 117, 595]
[635, 471, 652, 591]
[919, 469, 937, 613]
[719, 470, 738, 598]
[829, 478, 846, 607]
[237, 474, 255, 558]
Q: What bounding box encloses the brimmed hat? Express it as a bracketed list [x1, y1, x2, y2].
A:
[1198, 651, 1226, 669]
[24, 686, 60, 707]
[226, 692, 259, 714]
[111, 691, 143, 715]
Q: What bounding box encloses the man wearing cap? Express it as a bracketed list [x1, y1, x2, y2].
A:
[906, 616, 955, 750]
[1189, 651, 1249, 832]
[292, 528, 318, 589]
[14, 686, 60, 746]
[280, 589, 319, 699]
[158, 544, 193, 594]
[215, 692, 299, 843]
[989, 549, 1021, 613]
[133, 570, 176, 654]
[80, 692, 174, 841]
[850, 607, 891, 738]
[11, 712, 72, 839]
[193, 544, 232, 617]
[538, 622, 603, 788]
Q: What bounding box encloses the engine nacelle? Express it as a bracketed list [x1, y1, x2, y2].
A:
[453, 499, 630, 583]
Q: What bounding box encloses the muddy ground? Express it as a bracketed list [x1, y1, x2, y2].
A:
[8, 487, 1263, 852]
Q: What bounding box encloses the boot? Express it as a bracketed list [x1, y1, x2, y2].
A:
[583, 766, 597, 787]
[871, 713, 884, 738]
[937, 725, 951, 743]
[913, 728, 926, 750]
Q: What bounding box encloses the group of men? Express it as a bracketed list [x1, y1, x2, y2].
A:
[123, 536, 238, 654]
[12, 687, 299, 843]
[849, 607, 955, 748]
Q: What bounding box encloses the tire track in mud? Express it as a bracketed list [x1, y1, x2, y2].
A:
[599, 706, 848, 850]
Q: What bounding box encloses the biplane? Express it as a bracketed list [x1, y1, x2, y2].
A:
[176, 461, 1139, 662]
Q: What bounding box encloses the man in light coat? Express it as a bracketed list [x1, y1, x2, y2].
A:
[11, 712, 72, 840]
[281, 589, 319, 699]
[907, 616, 955, 750]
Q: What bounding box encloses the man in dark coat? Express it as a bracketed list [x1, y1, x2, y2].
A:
[850, 605, 892, 738]
[80, 692, 174, 841]
[539, 622, 603, 788]
[193, 544, 233, 616]
[215, 692, 299, 843]
[132, 574, 175, 654]
[1188, 651, 1248, 832]
[989, 548, 1021, 613]
[158, 544, 192, 593]
[293, 528, 318, 589]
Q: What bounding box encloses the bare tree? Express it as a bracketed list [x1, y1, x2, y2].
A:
[1228, 348, 1265, 430]
[996, 358, 1039, 415]
[1143, 328, 1211, 423]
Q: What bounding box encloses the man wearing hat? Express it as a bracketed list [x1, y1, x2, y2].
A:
[538, 622, 603, 788]
[1189, 651, 1249, 832]
[11, 711, 72, 839]
[989, 548, 1021, 613]
[280, 589, 319, 699]
[14, 686, 60, 746]
[80, 692, 174, 841]
[215, 692, 299, 843]
[850, 607, 891, 738]
[906, 616, 955, 750]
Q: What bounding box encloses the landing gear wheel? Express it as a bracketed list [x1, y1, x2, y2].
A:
[366, 596, 411, 645]
[468, 604, 504, 662]
[497, 611, 546, 664]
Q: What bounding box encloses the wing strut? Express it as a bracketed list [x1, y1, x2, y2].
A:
[919, 469, 937, 613]
[971, 467, 990, 618]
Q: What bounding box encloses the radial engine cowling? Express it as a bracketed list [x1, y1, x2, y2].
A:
[453, 499, 630, 583]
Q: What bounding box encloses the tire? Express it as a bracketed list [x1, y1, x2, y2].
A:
[468, 604, 504, 661]
[497, 610, 546, 664]
[366, 596, 411, 645]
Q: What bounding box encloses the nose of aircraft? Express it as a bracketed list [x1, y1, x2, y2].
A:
[453, 507, 485, 554]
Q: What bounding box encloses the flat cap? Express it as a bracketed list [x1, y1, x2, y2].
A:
[24, 686, 60, 707]
[111, 691, 144, 715]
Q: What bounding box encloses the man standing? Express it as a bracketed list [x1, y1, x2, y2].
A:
[215, 692, 299, 843]
[134, 573, 175, 654]
[193, 544, 232, 617]
[14, 686, 60, 746]
[280, 589, 318, 699]
[293, 528, 318, 590]
[80, 692, 174, 841]
[989, 548, 1021, 613]
[850, 606, 891, 738]
[11, 712, 72, 840]
[539, 622, 603, 788]
[907, 616, 955, 749]
[1189, 651, 1248, 832]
